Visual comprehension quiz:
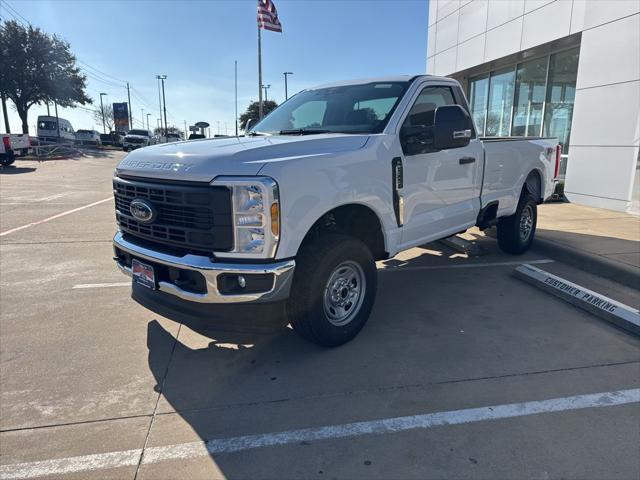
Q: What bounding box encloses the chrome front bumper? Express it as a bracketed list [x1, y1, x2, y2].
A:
[113, 232, 295, 304]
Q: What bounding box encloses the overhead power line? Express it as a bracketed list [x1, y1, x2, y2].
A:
[81, 70, 125, 89]
[130, 88, 155, 111]
[2, 1, 128, 93]
[3, 0, 165, 131]
[76, 60, 127, 84]
[1, 0, 30, 26]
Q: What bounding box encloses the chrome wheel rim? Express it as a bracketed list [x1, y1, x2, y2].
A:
[323, 261, 366, 326]
[519, 204, 534, 242]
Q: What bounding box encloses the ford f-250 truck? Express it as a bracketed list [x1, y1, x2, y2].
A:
[112, 75, 559, 346]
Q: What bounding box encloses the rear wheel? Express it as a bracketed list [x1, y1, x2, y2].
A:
[287, 234, 377, 347]
[0, 153, 15, 167]
[497, 193, 537, 254]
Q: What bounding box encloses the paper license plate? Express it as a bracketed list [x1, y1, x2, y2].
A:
[132, 259, 156, 289]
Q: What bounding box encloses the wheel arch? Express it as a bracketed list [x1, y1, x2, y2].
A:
[296, 203, 389, 261]
[523, 168, 543, 203]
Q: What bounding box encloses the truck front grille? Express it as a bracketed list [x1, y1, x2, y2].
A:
[113, 177, 233, 252]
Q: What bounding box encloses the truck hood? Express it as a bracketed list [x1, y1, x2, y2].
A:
[115, 134, 371, 182]
[124, 135, 149, 140]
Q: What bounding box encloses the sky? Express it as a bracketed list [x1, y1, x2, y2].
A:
[1, 0, 428, 136]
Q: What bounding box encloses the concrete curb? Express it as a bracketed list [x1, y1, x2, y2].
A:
[514, 264, 640, 336]
[533, 236, 639, 289]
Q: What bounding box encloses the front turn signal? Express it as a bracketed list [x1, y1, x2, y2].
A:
[270, 202, 280, 237]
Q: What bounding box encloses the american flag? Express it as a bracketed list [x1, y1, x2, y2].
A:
[257, 0, 282, 32]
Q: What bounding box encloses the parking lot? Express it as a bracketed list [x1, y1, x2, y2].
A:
[1, 152, 639, 479]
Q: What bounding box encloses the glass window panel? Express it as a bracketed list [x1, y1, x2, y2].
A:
[290, 100, 327, 129]
[355, 97, 398, 121]
[403, 86, 455, 127]
[511, 56, 547, 136]
[469, 75, 489, 135]
[486, 67, 515, 136]
[543, 47, 579, 154]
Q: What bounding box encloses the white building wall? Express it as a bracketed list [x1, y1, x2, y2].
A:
[427, 0, 640, 213]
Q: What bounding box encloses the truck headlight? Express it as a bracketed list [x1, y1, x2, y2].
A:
[211, 177, 280, 258]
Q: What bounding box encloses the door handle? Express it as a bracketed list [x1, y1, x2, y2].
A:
[459, 157, 476, 165]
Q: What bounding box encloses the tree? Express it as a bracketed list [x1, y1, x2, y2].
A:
[153, 125, 182, 136]
[239, 100, 278, 130]
[1, 93, 10, 133]
[0, 21, 91, 134]
[94, 103, 114, 132]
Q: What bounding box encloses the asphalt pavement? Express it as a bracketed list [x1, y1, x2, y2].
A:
[0, 152, 638, 480]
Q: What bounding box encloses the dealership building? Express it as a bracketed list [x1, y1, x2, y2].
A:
[427, 0, 639, 213]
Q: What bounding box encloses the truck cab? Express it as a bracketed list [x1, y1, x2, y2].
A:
[113, 75, 558, 346]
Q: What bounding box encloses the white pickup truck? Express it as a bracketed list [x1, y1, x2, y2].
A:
[112, 75, 559, 346]
[122, 129, 156, 151]
[1, 133, 31, 166]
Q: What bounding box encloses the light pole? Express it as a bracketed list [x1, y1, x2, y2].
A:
[146, 113, 151, 130]
[235, 60, 238, 137]
[283, 72, 293, 100]
[158, 75, 168, 137]
[262, 84, 271, 103]
[155, 75, 167, 135]
[140, 108, 144, 129]
[99, 93, 107, 134]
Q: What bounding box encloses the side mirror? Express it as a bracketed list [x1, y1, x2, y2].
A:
[400, 125, 434, 156]
[433, 105, 473, 150]
[245, 118, 258, 133]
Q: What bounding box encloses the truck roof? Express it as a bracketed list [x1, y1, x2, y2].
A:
[310, 75, 445, 90]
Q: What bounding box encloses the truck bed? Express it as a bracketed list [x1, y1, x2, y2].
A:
[480, 136, 558, 216]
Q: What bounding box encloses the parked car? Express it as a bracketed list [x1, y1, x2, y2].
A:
[37, 115, 75, 143]
[100, 132, 125, 147]
[0, 134, 31, 166]
[122, 129, 155, 151]
[75, 130, 102, 146]
[112, 75, 559, 346]
[157, 132, 182, 143]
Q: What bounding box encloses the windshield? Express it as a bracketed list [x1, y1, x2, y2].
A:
[76, 130, 92, 134]
[251, 81, 410, 135]
[38, 120, 57, 130]
[128, 130, 149, 136]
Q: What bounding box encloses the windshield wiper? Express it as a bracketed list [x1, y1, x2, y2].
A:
[247, 131, 269, 136]
[278, 128, 333, 135]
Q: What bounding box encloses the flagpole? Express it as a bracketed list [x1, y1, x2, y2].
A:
[258, 24, 264, 120]
[235, 60, 238, 137]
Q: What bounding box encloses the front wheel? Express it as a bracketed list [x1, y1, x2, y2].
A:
[287, 234, 377, 347]
[497, 194, 537, 254]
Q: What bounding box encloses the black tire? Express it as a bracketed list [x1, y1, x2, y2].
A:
[287, 233, 377, 347]
[497, 193, 537, 254]
[0, 154, 15, 167]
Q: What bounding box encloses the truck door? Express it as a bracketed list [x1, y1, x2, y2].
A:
[397, 84, 483, 247]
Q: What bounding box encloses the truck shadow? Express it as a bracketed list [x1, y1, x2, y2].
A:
[0, 166, 37, 174]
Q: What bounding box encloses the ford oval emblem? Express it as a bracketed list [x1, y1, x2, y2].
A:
[129, 198, 156, 224]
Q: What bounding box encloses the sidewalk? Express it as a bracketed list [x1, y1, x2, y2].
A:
[535, 203, 639, 288]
